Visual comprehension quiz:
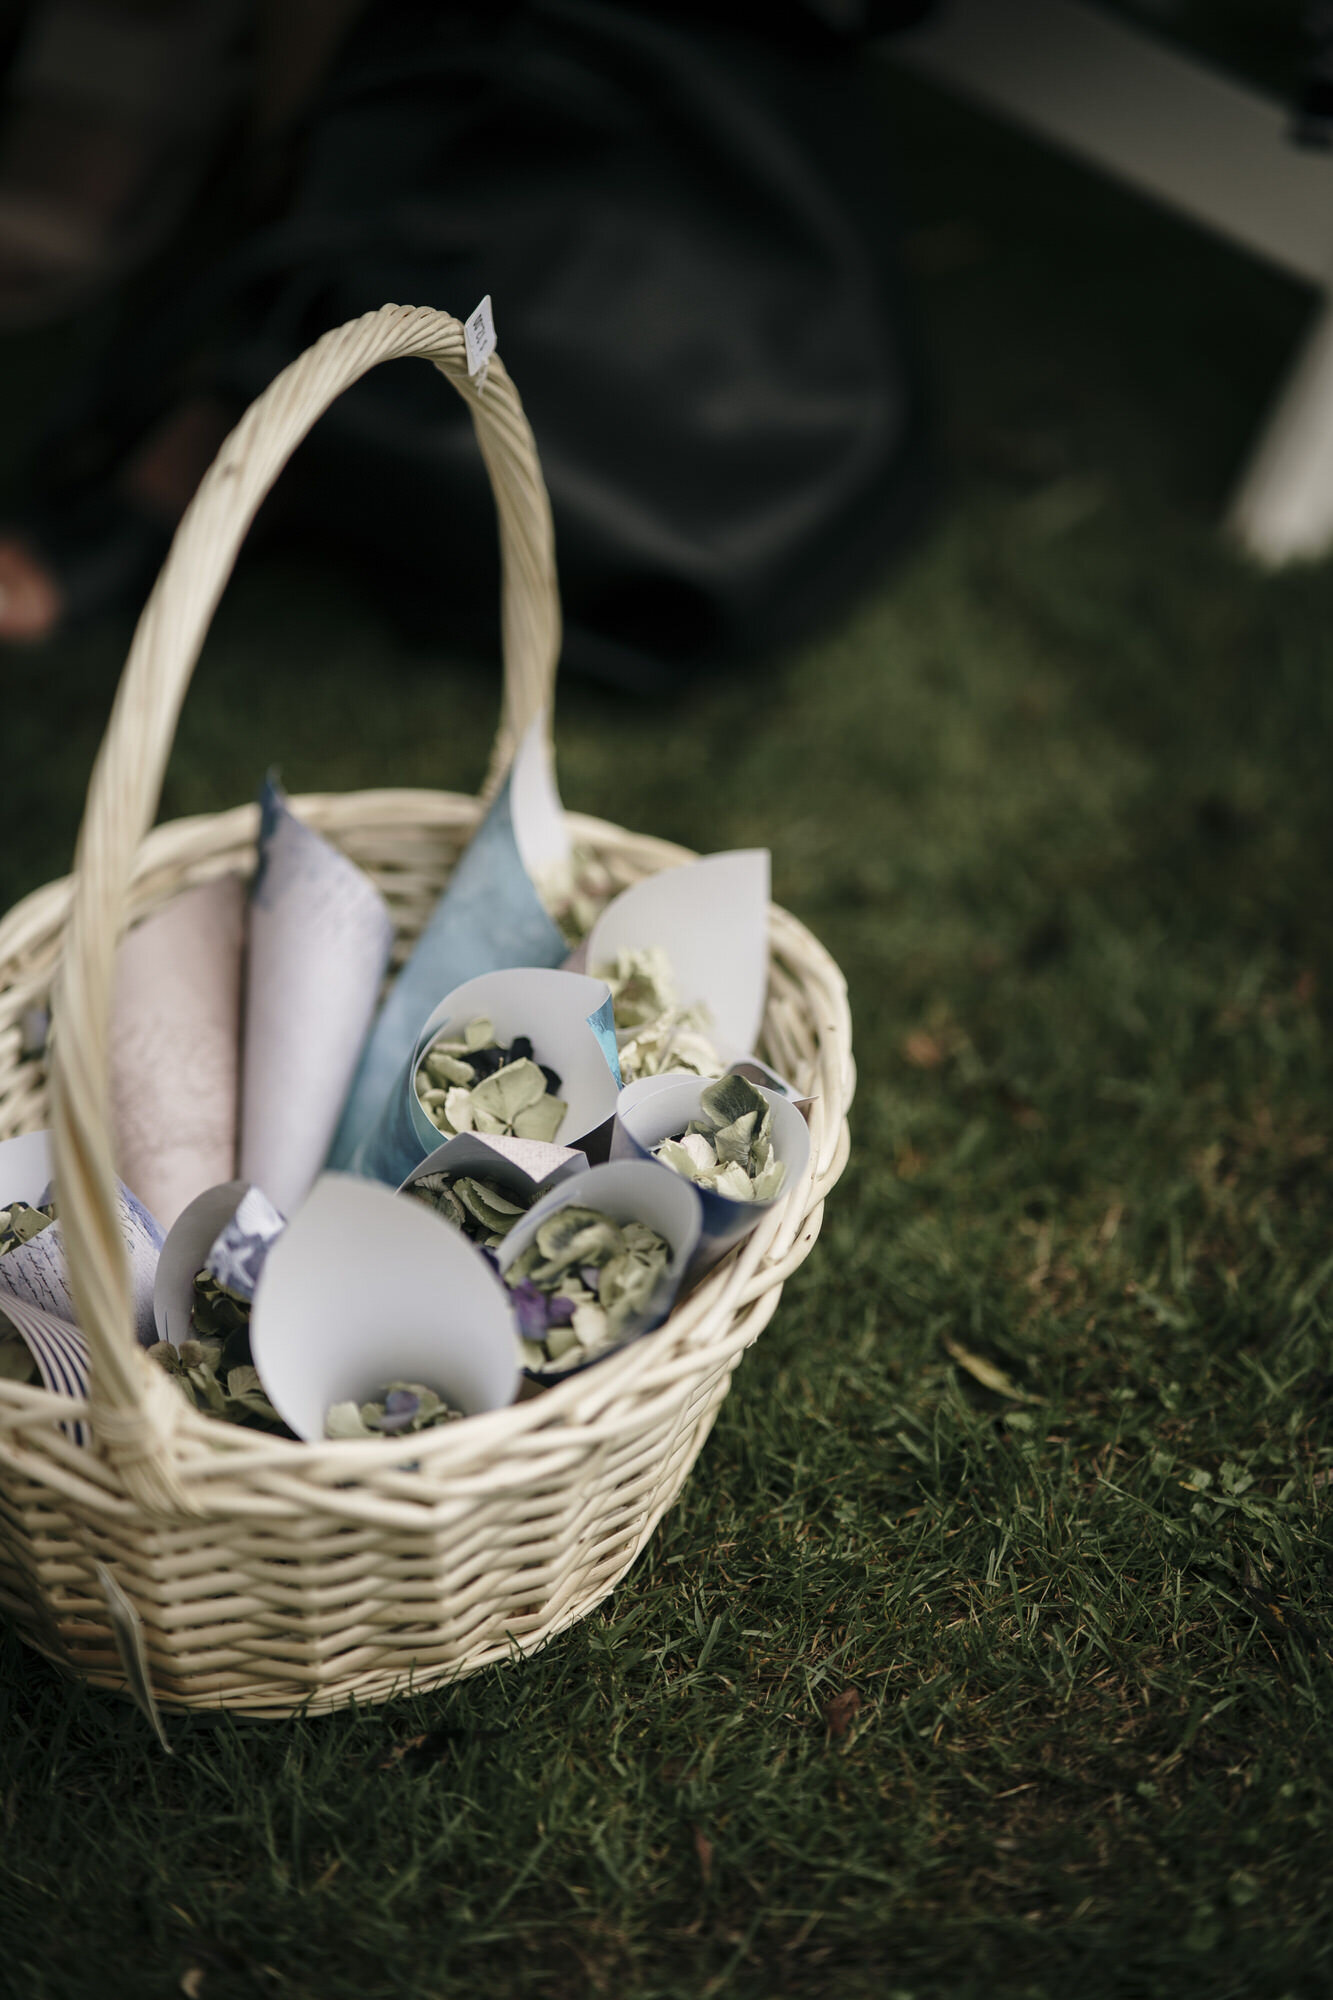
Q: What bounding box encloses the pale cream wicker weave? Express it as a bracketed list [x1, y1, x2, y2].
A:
[0, 305, 853, 1716]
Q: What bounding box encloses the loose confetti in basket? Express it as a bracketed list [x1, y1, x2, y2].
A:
[0, 305, 853, 1716]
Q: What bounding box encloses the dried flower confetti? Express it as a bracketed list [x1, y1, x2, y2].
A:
[593, 948, 723, 1083]
[325, 1381, 465, 1439]
[652, 1074, 787, 1203]
[413, 1017, 567, 1142]
[403, 1170, 531, 1253]
[504, 1203, 672, 1373]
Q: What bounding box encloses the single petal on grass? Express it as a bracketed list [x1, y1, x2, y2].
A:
[822, 1688, 862, 1738]
[943, 1335, 1038, 1403]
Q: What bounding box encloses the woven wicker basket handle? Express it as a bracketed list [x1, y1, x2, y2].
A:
[50, 304, 560, 1511]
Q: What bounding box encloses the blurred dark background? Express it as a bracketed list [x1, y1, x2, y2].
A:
[0, 0, 1324, 916]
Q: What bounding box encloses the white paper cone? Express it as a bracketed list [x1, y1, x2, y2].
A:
[610, 1076, 810, 1278]
[0, 1130, 163, 1345]
[240, 781, 394, 1217]
[153, 1179, 250, 1346]
[352, 967, 621, 1188]
[109, 874, 244, 1229]
[498, 1157, 702, 1377]
[249, 1174, 522, 1441]
[585, 849, 770, 1063]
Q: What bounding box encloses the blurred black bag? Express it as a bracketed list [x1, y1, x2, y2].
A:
[56, 0, 934, 687]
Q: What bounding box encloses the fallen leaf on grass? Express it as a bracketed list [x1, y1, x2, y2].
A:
[944, 1336, 1038, 1403]
[822, 1688, 861, 1737]
[179, 1971, 204, 2000]
[693, 1827, 714, 1885]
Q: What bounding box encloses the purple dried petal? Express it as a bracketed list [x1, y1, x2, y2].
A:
[379, 1388, 422, 1434]
[510, 1280, 551, 1342]
[547, 1295, 576, 1327]
[580, 1266, 602, 1294]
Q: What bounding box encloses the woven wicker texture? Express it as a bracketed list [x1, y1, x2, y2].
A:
[0, 305, 853, 1715]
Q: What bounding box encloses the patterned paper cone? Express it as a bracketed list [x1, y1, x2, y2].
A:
[240, 780, 393, 1217]
[109, 874, 244, 1229]
[0, 1129, 163, 1346]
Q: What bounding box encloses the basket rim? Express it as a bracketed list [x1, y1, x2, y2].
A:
[0, 787, 855, 1521]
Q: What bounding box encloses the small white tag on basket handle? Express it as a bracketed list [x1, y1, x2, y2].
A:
[465, 294, 496, 388]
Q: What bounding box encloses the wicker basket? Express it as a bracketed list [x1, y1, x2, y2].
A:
[0, 305, 853, 1716]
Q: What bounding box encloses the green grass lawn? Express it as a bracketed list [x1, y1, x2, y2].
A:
[4, 48, 1333, 2000]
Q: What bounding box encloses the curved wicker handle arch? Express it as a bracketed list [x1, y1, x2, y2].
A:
[50, 304, 561, 1511]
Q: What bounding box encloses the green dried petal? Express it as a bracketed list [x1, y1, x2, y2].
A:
[751, 1158, 787, 1202]
[512, 1095, 567, 1142]
[545, 1322, 582, 1361]
[531, 1207, 623, 1280]
[710, 1162, 756, 1203]
[225, 1366, 284, 1427]
[469, 1057, 547, 1123]
[596, 946, 679, 1030]
[710, 1111, 759, 1167]
[463, 1017, 496, 1051]
[453, 1177, 527, 1235]
[0, 1200, 55, 1256]
[534, 842, 619, 946]
[190, 1269, 252, 1351]
[655, 1136, 707, 1179]
[599, 1247, 665, 1333]
[570, 1301, 611, 1354]
[443, 1085, 475, 1133]
[337, 1380, 465, 1437]
[326, 1399, 373, 1439]
[422, 1048, 475, 1088]
[621, 1221, 668, 1260]
[698, 1073, 767, 1133]
[405, 1175, 468, 1229]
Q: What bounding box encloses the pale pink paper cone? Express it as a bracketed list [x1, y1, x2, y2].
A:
[109, 875, 244, 1229]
